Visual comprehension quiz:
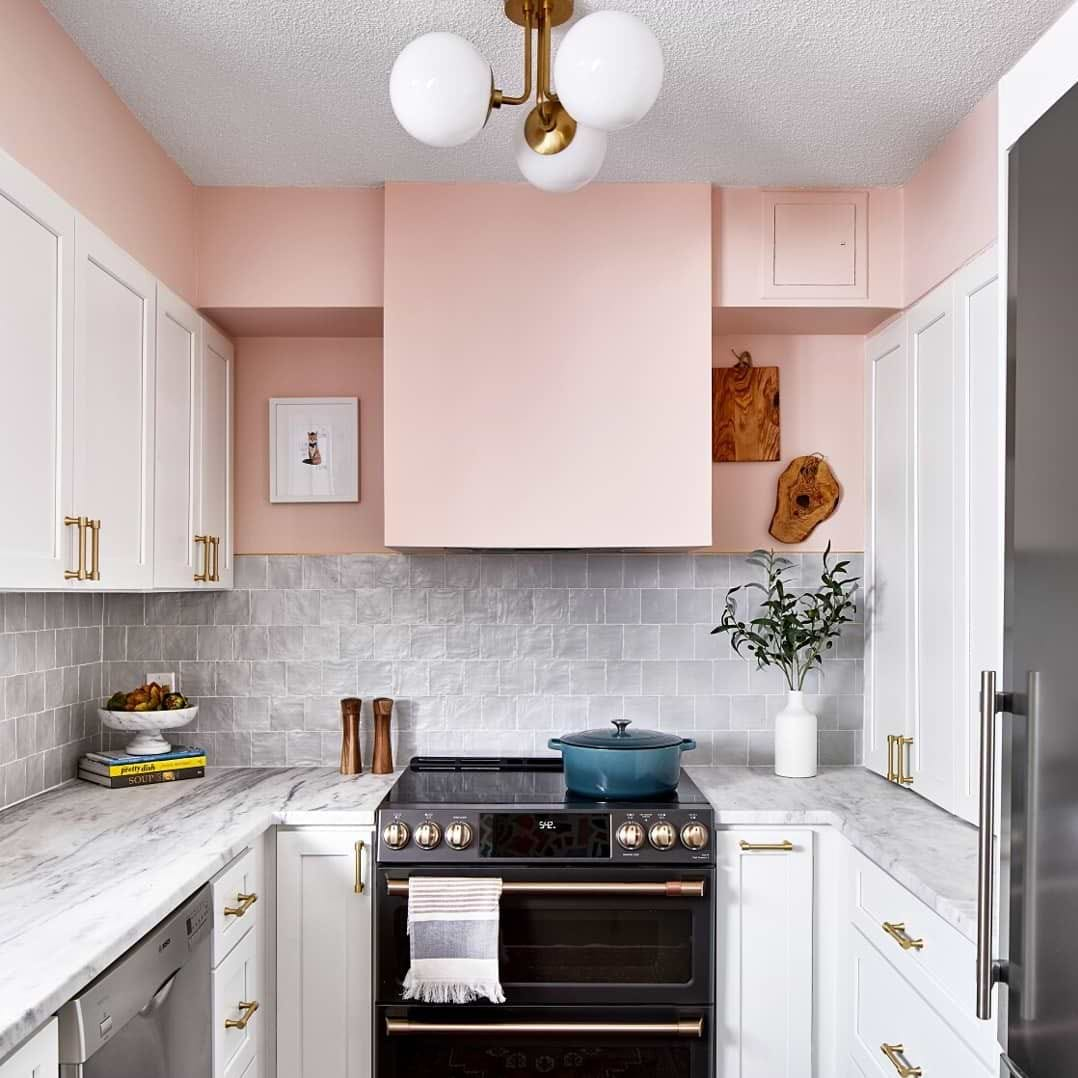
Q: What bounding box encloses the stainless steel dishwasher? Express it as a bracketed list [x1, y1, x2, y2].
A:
[57, 885, 212, 1077]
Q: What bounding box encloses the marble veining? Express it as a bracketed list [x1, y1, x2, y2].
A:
[0, 764, 979, 1061]
[687, 766, 980, 941]
[0, 767, 397, 1060]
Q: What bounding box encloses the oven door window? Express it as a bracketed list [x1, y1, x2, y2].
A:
[376, 868, 713, 1005]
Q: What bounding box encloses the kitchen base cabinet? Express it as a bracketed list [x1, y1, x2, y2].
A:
[0, 1018, 57, 1078]
[214, 925, 261, 1078]
[716, 830, 814, 1078]
[277, 828, 374, 1078]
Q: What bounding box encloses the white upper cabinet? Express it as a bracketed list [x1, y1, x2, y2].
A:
[200, 321, 234, 590]
[864, 246, 1000, 821]
[0, 151, 75, 590]
[73, 220, 156, 589]
[154, 286, 202, 589]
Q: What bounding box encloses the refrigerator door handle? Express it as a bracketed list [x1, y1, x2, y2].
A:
[977, 670, 1011, 1020]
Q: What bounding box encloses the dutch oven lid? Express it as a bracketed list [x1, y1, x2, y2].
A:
[557, 719, 683, 750]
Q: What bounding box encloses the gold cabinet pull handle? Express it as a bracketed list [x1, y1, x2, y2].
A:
[886, 734, 898, 782]
[897, 736, 914, 785]
[354, 838, 367, 894]
[881, 1043, 922, 1077]
[882, 921, 925, 951]
[64, 516, 87, 580]
[193, 535, 210, 582]
[87, 519, 101, 581]
[210, 535, 220, 582]
[738, 839, 794, 853]
[224, 1000, 259, 1031]
[223, 892, 257, 918]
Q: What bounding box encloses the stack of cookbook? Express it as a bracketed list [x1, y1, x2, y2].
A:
[78, 745, 207, 789]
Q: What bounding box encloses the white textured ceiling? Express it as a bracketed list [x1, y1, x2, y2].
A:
[42, 0, 1070, 187]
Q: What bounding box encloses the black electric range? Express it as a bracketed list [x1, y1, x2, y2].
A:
[376, 756, 715, 865]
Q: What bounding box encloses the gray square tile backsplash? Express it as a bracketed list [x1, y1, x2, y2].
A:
[0, 552, 864, 806]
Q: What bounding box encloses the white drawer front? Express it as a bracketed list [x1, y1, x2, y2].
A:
[0, 1018, 58, 1078]
[213, 924, 261, 1078]
[850, 931, 992, 1078]
[212, 847, 262, 966]
[238, 1051, 260, 1078]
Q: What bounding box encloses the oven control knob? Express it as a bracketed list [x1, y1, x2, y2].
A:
[414, 821, 443, 850]
[445, 821, 474, 850]
[383, 820, 411, 850]
[616, 821, 646, 850]
[648, 821, 677, 850]
[680, 822, 710, 850]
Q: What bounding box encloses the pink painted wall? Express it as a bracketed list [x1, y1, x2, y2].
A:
[713, 186, 904, 310]
[710, 334, 864, 553]
[0, 0, 197, 302]
[233, 337, 388, 554]
[196, 186, 384, 309]
[903, 90, 998, 304]
[383, 182, 713, 549]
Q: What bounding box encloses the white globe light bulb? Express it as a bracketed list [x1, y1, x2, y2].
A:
[554, 11, 663, 132]
[390, 32, 492, 148]
[514, 115, 607, 194]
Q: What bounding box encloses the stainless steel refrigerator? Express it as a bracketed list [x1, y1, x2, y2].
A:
[979, 78, 1078, 1078]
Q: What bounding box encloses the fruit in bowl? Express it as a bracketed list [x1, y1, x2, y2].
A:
[100, 682, 198, 756]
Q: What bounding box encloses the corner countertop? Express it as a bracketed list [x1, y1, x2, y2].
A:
[0, 767, 398, 1061]
[686, 766, 980, 942]
[0, 764, 980, 1062]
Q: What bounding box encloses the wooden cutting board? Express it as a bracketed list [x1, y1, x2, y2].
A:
[712, 362, 780, 462]
[769, 454, 841, 543]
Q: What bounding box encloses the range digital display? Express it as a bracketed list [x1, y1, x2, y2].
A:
[479, 812, 611, 858]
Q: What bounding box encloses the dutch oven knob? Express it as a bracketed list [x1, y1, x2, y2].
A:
[611, 720, 631, 737]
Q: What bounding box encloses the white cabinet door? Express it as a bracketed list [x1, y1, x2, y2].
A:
[72, 219, 156, 589]
[154, 284, 202, 588]
[716, 831, 814, 1078]
[214, 925, 261, 1078]
[953, 248, 1002, 824]
[277, 828, 373, 1078]
[0, 1017, 58, 1078]
[907, 282, 959, 813]
[0, 152, 75, 590]
[864, 318, 911, 779]
[201, 320, 233, 589]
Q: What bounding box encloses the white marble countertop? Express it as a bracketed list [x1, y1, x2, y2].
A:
[0, 763, 980, 1061]
[0, 767, 398, 1060]
[687, 766, 980, 941]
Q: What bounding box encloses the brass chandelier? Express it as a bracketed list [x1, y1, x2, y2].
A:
[390, 1, 664, 193]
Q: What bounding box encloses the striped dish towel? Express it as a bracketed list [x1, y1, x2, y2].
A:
[402, 877, 506, 1004]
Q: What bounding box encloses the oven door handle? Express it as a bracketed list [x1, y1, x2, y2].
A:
[384, 879, 705, 897]
[386, 1018, 705, 1038]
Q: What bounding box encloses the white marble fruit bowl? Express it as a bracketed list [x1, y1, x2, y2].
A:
[98, 706, 199, 756]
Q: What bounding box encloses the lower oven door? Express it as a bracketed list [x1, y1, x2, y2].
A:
[376, 865, 714, 1006]
[377, 1005, 713, 1078]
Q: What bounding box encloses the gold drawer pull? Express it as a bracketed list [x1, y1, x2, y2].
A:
[225, 1000, 259, 1031]
[224, 892, 257, 918]
[209, 535, 220, 582]
[897, 736, 914, 785]
[882, 920, 924, 951]
[881, 1043, 921, 1077]
[64, 516, 87, 580]
[739, 839, 794, 853]
[354, 839, 367, 894]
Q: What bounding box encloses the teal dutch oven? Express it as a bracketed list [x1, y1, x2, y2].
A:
[548, 719, 696, 800]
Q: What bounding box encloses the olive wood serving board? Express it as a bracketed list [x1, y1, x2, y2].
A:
[711, 364, 780, 462]
[769, 454, 841, 543]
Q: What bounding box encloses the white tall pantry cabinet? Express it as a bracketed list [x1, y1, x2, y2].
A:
[864, 245, 1002, 821]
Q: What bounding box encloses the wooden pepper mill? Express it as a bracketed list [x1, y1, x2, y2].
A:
[339, 697, 363, 775]
[371, 697, 394, 775]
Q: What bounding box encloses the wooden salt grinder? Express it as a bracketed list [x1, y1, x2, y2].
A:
[339, 697, 363, 775]
[371, 697, 394, 774]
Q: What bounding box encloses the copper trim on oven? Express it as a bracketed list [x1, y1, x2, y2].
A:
[385, 1018, 705, 1038]
[384, 879, 706, 898]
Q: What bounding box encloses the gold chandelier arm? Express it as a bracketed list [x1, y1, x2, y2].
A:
[493, 2, 534, 108]
[536, 0, 560, 125]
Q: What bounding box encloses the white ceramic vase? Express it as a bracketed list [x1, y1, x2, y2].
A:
[774, 690, 818, 778]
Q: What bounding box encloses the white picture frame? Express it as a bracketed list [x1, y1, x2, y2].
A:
[269, 397, 359, 503]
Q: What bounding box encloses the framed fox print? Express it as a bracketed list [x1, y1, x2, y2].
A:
[269, 397, 359, 503]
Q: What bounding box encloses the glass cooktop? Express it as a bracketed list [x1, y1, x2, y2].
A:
[382, 756, 708, 809]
